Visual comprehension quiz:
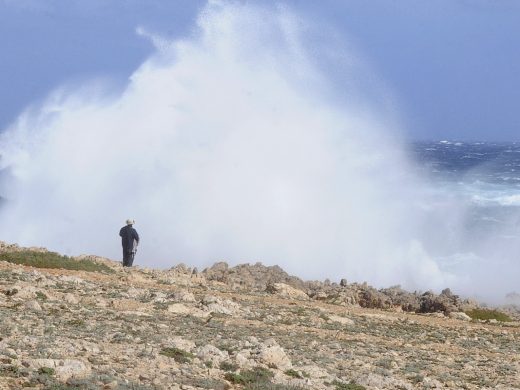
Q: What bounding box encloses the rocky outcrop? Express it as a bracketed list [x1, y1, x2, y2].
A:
[202, 261, 306, 291]
[0, 241, 519, 389]
[199, 260, 502, 317]
[449, 312, 472, 321]
[256, 339, 292, 370]
[23, 359, 91, 381]
[265, 282, 309, 300]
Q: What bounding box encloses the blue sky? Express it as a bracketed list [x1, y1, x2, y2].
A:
[1, 0, 519, 141]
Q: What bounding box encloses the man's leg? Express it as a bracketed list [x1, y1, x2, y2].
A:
[127, 252, 135, 267]
[123, 251, 130, 267]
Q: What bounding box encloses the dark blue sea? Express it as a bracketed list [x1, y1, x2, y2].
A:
[410, 141, 520, 216]
[409, 141, 520, 286]
[404, 141, 520, 299]
[412, 140, 520, 190]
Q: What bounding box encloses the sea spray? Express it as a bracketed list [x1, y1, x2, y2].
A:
[0, 1, 516, 299]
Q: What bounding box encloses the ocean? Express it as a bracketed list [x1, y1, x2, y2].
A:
[411, 140, 520, 224]
[408, 141, 520, 298]
[412, 140, 520, 194]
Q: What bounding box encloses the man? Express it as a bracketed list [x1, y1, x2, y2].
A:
[119, 219, 139, 267]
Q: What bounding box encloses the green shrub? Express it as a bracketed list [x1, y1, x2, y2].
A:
[246, 384, 306, 390]
[159, 347, 194, 363]
[66, 319, 86, 327]
[38, 367, 55, 375]
[220, 361, 239, 372]
[224, 367, 274, 385]
[465, 309, 512, 322]
[0, 365, 19, 377]
[183, 377, 230, 390]
[0, 250, 114, 273]
[224, 367, 305, 389]
[319, 313, 330, 321]
[411, 374, 424, 383]
[224, 372, 245, 384]
[35, 291, 48, 300]
[332, 380, 366, 390]
[45, 385, 79, 390]
[284, 369, 303, 379]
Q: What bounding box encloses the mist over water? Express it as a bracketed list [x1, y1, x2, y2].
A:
[0, 2, 517, 301]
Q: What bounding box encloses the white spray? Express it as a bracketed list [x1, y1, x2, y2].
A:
[0, 1, 517, 299]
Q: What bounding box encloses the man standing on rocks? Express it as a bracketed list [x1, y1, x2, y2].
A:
[119, 219, 139, 267]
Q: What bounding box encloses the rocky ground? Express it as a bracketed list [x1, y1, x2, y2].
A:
[0, 243, 519, 389]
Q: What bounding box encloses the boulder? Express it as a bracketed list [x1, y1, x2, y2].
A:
[172, 290, 196, 303]
[4, 285, 38, 300]
[420, 291, 458, 314]
[25, 300, 42, 311]
[328, 315, 354, 326]
[196, 344, 228, 366]
[63, 293, 79, 305]
[265, 283, 309, 300]
[167, 303, 209, 318]
[203, 262, 306, 291]
[256, 339, 292, 370]
[169, 336, 196, 352]
[27, 359, 90, 381]
[201, 295, 240, 315]
[449, 312, 472, 321]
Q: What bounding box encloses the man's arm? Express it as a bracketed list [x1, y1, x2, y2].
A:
[133, 230, 140, 245]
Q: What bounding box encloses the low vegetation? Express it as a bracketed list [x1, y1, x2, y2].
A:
[159, 347, 195, 363]
[465, 308, 512, 322]
[224, 367, 305, 390]
[332, 380, 367, 390]
[284, 369, 303, 378]
[219, 361, 239, 372]
[0, 250, 114, 273]
[224, 367, 274, 385]
[0, 365, 19, 378]
[38, 367, 55, 376]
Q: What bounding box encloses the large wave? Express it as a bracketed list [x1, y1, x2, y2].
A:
[0, 1, 517, 300]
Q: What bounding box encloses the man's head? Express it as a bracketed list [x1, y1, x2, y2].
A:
[126, 219, 135, 226]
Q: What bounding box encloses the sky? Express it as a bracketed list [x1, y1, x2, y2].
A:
[1, 0, 519, 141]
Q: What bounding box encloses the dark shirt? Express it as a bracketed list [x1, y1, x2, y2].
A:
[119, 225, 139, 252]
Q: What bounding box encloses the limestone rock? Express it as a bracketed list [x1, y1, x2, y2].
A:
[167, 303, 192, 314]
[201, 295, 240, 315]
[196, 344, 228, 366]
[203, 262, 306, 291]
[265, 283, 309, 300]
[172, 290, 196, 303]
[5, 285, 38, 300]
[63, 293, 79, 305]
[449, 312, 472, 321]
[235, 351, 252, 368]
[167, 303, 209, 318]
[24, 300, 42, 311]
[256, 339, 292, 370]
[169, 336, 196, 352]
[328, 314, 354, 326]
[27, 359, 90, 381]
[419, 290, 459, 314]
[58, 275, 84, 284]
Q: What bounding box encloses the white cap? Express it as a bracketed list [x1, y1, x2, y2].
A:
[126, 219, 135, 225]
